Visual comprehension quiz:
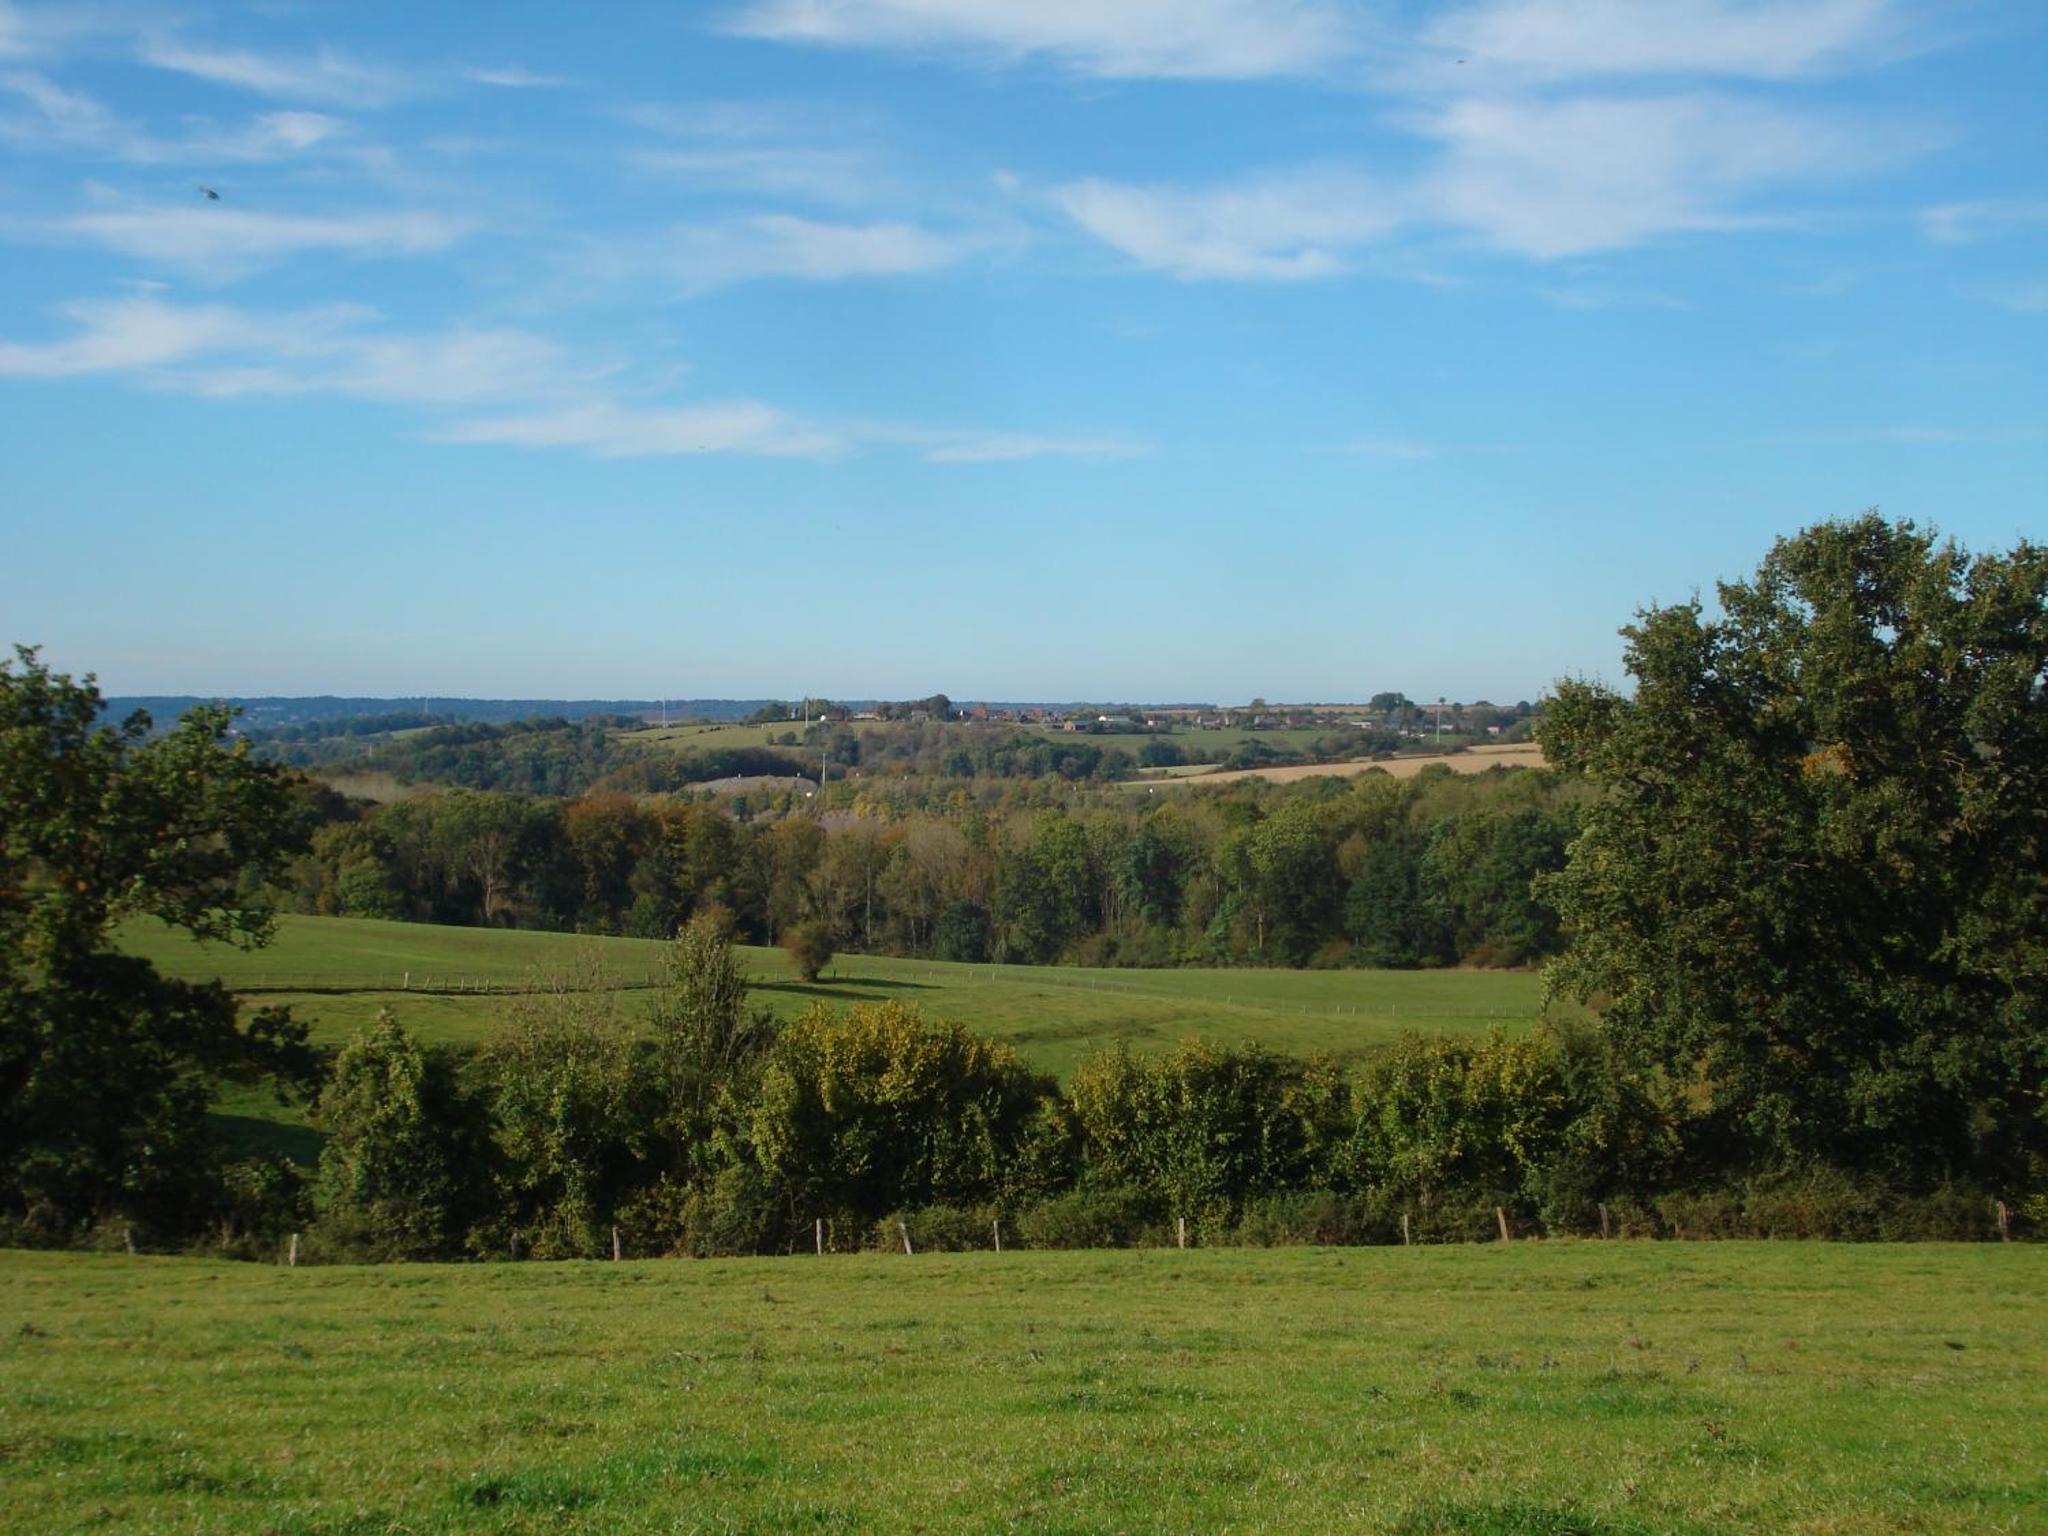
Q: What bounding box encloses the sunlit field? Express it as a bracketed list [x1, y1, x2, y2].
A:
[123, 914, 1550, 1073]
[2, 1243, 2039, 1534]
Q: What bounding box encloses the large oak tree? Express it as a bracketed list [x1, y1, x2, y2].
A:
[1540, 517, 2046, 1188]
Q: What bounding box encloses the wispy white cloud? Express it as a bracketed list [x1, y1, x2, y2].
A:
[1538, 283, 1691, 310]
[37, 202, 469, 278]
[1964, 280, 2048, 315]
[633, 145, 880, 204]
[462, 64, 567, 88]
[0, 294, 1144, 465]
[1417, 93, 1866, 258]
[138, 36, 411, 108]
[1052, 168, 1401, 280]
[0, 295, 255, 376]
[0, 295, 571, 408]
[1053, 93, 1881, 275]
[433, 400, 842, 458]
[647, 211, 983, 292]
[1920, 197, 2048, 245]
[440, 403, 1149, 462]
[724, 0, 1358, 80]
[879, 427, 1148, 463]
[2, 71, 349, 162]
[1768, 423, 2045, 446]
[1411, 0, 1906, 86]
[1337, 437, 1439, 461]
[2, 70, 352, 166]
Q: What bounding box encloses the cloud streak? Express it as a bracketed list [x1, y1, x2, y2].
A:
[138, 36, 411, 108]
[36, 203, 469, 278]
[1052, 91, 1897, 275]
[725, 0, 1358, 80]
[0, 294, 1146, 465]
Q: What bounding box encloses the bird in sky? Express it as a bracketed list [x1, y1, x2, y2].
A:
[196, 185, 220, 200]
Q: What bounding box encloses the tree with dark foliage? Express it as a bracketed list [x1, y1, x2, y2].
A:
[1540, 517, 2046, 1189]
[0, 647, 317, 1236]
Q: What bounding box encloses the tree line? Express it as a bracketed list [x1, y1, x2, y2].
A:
[285, 767, 1583, 969]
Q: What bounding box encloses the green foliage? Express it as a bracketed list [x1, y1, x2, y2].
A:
[1339, 1029, 1670, 1234]
[930, 899, 992, 962]
[485, 963, 654, 1257]
[1, 646, 316, 1235]
[748, 1001, 1056, 1221]
[1068, 1040, 1350, 1223]
[312, 1012, 491, 1259]
[1540, 516, 2048, 1188]
[648, 911, 777, 1193]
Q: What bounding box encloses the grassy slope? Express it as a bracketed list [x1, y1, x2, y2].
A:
[123, 915, 1548, 1074]
[1, 1243, 2040, 1534]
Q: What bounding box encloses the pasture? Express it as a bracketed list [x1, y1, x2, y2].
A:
[1, 1242, 2040, 1533]
[123, 915, 1549, 1074]
[124, 913, 1549, 1166]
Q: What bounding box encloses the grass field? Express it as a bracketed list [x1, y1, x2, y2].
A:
[123, 915, 1549, 1074]
[123, 914, 1549, 1165]
[1, 1243, 2039, 1533]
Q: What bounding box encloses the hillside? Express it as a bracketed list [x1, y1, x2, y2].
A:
[124, 914, 1549, 1075]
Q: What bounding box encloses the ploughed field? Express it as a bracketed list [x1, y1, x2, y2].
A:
[122, 914, 1550, 1076]
[1, 1243, 2040, 1534]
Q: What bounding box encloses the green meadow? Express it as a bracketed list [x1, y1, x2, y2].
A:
[121, 914, 1549, 1167]
[122, 914, 1549, 1074]
[2, 1242, 2040, 1534]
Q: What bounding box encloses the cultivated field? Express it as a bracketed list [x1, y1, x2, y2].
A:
[1, 1243, 2039, 1533]
[1148, 742, 1548, 788]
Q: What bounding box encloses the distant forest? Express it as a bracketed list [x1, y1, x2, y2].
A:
[285, 763, 1583, 970]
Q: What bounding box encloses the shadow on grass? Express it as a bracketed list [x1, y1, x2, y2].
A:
[752, 976, 935, 1003]
[211, 1113, 325, 1169]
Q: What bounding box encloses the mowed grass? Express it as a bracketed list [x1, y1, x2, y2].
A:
[121, 915, 1548, 1075]
[1, 1243, 2041, 1534]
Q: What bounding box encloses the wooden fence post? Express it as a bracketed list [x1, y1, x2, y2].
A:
[1496, 1207, 1512, 1243]
[288, 1232, 299, 1268]
[992, 1218, 1002, 1253]
[1401, 1212, 1411, 1247]
[1176, 1215, 1187, 1250]
[899, 1220, 914, 1256]
[1599, 1203, 1612, 1240]
[611, 1225, 622, 1262]
[123, 1225, 135, 1256]
[815, 1217, 824, 1255]
[1996, 1200, 2011, 1242]
[510, 1231, 521, 1261]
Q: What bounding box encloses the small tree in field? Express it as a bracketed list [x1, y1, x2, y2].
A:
[782, 921, 834, 982]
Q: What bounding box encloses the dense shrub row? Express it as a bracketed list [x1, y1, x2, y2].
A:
[110, 919, 2024, 1264]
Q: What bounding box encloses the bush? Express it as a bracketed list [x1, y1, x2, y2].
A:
[872, 1204, 998, 1252]
[1230, 1191, 1368, 1247]
[782, 921, 833, 982]
[1013, 1188, 1161, 1249]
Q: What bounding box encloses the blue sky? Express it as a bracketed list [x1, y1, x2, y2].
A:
[1, 0, 2042, 703]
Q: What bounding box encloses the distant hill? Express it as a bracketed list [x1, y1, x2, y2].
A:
[99, 696, 1228, 731]
[101, 696, 782, 730]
